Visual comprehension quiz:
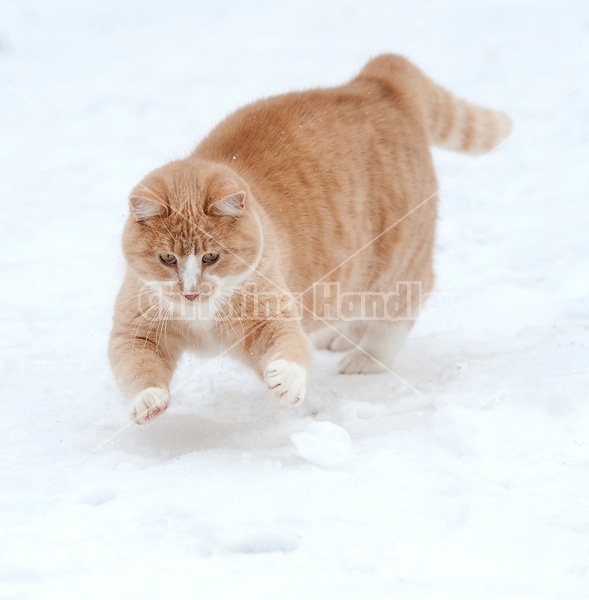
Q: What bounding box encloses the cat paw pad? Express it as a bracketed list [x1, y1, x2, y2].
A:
[129, 387, 170, 424]
[265, 360, 306, 406]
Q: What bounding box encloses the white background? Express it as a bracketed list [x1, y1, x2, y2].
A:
[1, 1, 588, 598]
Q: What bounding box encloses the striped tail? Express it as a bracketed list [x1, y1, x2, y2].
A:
[357, 54, 512, 155]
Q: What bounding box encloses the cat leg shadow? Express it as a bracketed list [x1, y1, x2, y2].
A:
[119, 337, 457, 458]
[120, 387, 305, 457]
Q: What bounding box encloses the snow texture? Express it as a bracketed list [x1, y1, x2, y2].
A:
[1, 1, 589, 599]
[291, 421, 354, 468]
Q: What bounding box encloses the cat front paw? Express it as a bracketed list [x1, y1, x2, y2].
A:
[129, 387, 170, 424]
[265, 359, 306, 406]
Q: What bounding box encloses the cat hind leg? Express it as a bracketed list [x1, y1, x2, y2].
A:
[313, 322, 365, 352]
[338, 320, 412, 375]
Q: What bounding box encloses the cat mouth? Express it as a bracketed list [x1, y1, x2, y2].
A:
[183, 295, 218, 306]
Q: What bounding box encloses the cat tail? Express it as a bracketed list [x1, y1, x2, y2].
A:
[358, 54, 512, 155]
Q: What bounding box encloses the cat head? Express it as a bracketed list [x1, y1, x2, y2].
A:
[122, 159, 263, 312]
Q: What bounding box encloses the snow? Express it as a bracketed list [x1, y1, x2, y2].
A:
[1, 0, 589, 598]
[291, 421, 354, 468]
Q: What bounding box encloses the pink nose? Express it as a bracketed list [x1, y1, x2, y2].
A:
[184, 293, 198, 301]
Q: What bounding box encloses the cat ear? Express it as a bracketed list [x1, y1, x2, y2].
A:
[129, 195, 165, 221]
[208, 191, 246, 217]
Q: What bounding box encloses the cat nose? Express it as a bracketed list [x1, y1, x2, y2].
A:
[184, 293, 198, 301]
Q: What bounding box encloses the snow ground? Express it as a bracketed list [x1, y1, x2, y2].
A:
[1, 1, 589, 598]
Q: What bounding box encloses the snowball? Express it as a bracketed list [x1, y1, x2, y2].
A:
[290, 421, 354, 468]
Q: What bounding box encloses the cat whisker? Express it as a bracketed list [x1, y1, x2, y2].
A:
[216, 296, 246, 341]
[129, 298, 167, 360]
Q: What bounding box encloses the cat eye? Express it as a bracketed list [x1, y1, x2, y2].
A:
[202, 252, 220, 264]
[159, 253, 177, 266]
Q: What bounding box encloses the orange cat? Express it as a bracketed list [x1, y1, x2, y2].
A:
[109, 54, 511, 424]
